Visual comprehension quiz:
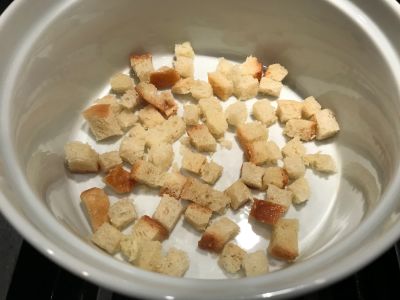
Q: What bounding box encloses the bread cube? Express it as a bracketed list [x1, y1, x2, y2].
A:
[237, 122, 268, 145]
[175, 41, 195, 58]
[187, 124, 217, 152]
[263, 167, 289, 189]
[153, 195, 184, 232]
[284, 119, 316, 141]
[91, 223, 122, 254]
[160, 172, 187, 199]
[130, 53, 154, 82]
[302, 96, 321, 118]
[171, 77, 194, 94]
[288, 177, 310, 204]
[244, 140, 269, 165]
[219, 243, 246, 274]
[181, 148, 206, 174]
[65, 141, 99, 173]
[250, 199, 287, 225]
[233, 75, 259, 100]
[103, 165, 135, 194]
[98, 151, 122, 173]
[276, 100, 303, 123]
[224, 180, 252, 210]
[183, 104, 200, 126]
[264, 63, 288, 81]
[117, 109, 138, 130]
[216, 58, 234, 79]
[242, 251, 269, 277]
[119, 135, 146, 165]
[198, 217, 240, 252]
[95, 95, 121, 113]
[136, 83, 178, 117]
[128, 123, 147, 139]
[241, 162, 265, 189]
[268, 218, 299, 261]
[130, 160, 165, 188]
[252, 99, 277, 126]
[304, 153, 336, 173]
[108, 198, 137, 229]
[120, 234, 141, 263]
[132, 215, 168, 241]
[208, 72, 233, 100]
[159, 248, 190, 277]
[190, 80, 213, 100]
[120, 89, 139, 110]
[282, 137, 306, 158]
[240, 56, 263, 80]
[148, 143, 174, 171]
[82, 104, 123, 140]
[265, 141, 282, 164]
[219, 138, 233, 150]
[80, 187, 109, 231]
[136, 240, 163, 272]
[162, 115, 186, 142]
[283, 155, 305, 179]
[198, 96, 223, 112]
[174, 56, 194, 78]
[265, 184, 293, 210]
[198, 97, 228, 137]
[150, 66, 180, 89]
[258, 77, 283, 97]
[200, 161, 223, 184]
[110, 73, 134, 93]
[184, 203, 213, 231]
[225, 102, 247, 127]
[313, 109, 340, 140]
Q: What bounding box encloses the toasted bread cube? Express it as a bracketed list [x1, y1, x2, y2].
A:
[282, 137, 306, 158]
[198, 217, 240, 252]
[83, 104, 123, 140]
[95, 94, 121, 111]
[108, 198, 137, 229]
[276, 100, 303, 123]
[120, 234, 141, 263]
[219, 243, 246, 274]
[284, 119, 316, 141]
[119, 135, 146, 165]
[138, 105, 165, 128]
[130, 53, 154, 82]
[184, 203, 212, 231]
[216, 58, 234, 79]
[150, 66, 180, 89]
[263, 167, 289, 189]
[162, 115, 186, 142]
[258, 77, 283, 97]
[91, 223, 122, 254]
[159, 248, 190, 277]
[136, 83, 177, 117]
[252, 99, 277, 126]
[233, 75, 259, 100]
[304, 154, 336, 173]
[225, 180, 252, 210]
[208, 72, 233, 100]
[148, 143, 174, 171]
[187, 124, 217, 152]
[183, 104, 200, 126]
[198, 96, 223, 112]
[225, 102, 247, 127]
[288, 177, 310, 204]
[171, 77, 194, 94]
[200, 161, 223, 184]
[110, 73, 134, 93]
[313, 109, 340, 140]
[153, 195, 184, 232]
[160, 172, 187, 199]
[250, 199, 287, 225]
[302, 96, 321, 118]
[244, 140, 269, 165]
[241, 162, 265, 189]
[81, 188, 109, 231]
[265, 63, 288, 82]
[65, 141, 99, 173]
[199, 98, 228, 137]
[175, 41, 195, 58]
[103, 165, 135, 194]
[265, 141, 282, 164]
[283, 155, 305, 179]
[237, 122, 268, 145]
[132, 215, 168, 241]
[268, 219, 299, 261]
[265, 184, 293, 210]
[174, 56, 194, 78]
[242, 251, 269, 277]
[130, 160, 165, 188]
[181, 148, 206, 174]
[240, 56, 263, 80]
[117, 109, 138, 130]
[99, 151, 122, 173]
[190, 80, 213, 100]
[120, 89, 139, 110]
[136, 240, 163, 271]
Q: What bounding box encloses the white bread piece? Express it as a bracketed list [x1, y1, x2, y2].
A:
[80, 187, 109, 231]
[219, 243, 246, 274]
[91, 223, 122, 255]
[303, 153, 336, 173]
[65, 141, 99, 173]
[136, 240, 163, 272]
[119, 135, 146, 165]
[276, 100, 303, 123]
[103, 165, 135, 194]
[283, 155, 305, 179]
[284, 119, 317, 141]
[160, 172, 187, 199]
[216, 58, 235, 78]
[174, 56, 194, 78]
[183, 104, 200, 126]
[110, 73, 134, 93]
[82, 104, 123, 140]
[265, 184, 293, 210]
[225, 180, 252, 210]
[138, 105, 165, 129]
[208, 72, 234, 100]
[135, 82, 177, 117]
[265, 141, 282, 164]
[148, 143, 174, 171]
[187, 124, 217, 152]
[128, 123, 147, 139]
[264, 63, 288, 81]
[117, 109, 138, 131]
[132, 215, 168, 241]
[130, 53, 154, 82]
[120, 234, 141, 263]
[237, 121, 268, 145]
[313, 109, 340, 140]
[145, 115, 185, 147]
[200, 161, 223, 185]
[108, 198, 137, 229]
[198, 217, 240, 252]
[120, 89, 140, 110]
[225, 101, 247, 127]
[99, 151, 122, 173]
[268, 218, 299, 261]
[198, 97, 228, 138]
[233, 75, 259, 100]
[153, 195, 184, 232]
[288, 177, 310, 204]
[252, 99, 277, 126]
[263, 167, 289, 190]
[242, 250, 269, 277]
[159, 248, 190, 277]
[258, 77, 283, 97]
[130, 160, 165, 187]
[282, 137, 306, 157]
[190, 80, 213, 100]
[150, 66, 180, 89]
[181, 148, 207, 174]
[302, 96, 321, 119]
[240, 56, 263, 80]
[184, 203, 213, 231]
[241, 162, 265, 189]
[171, 77, 194, 95]
[175, 41, 195, 58]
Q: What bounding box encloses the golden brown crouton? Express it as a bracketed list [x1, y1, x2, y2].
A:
[130, 53, 154, 82]
[65, 141, 99, 173]
[187, 124, 217, 152]
[80, 187, 110, 231]
[250, 199, 287, 225]
[224, 180, 252, 210]
[150, 66, 181, 89]
[264, 63, 288, 81]
[240, 56, 263, 80]
[132, 215, 168, 241]
[184, 203, 213, 231]
[219, 243, 246, 274]
[130, 160, 165, 188]
[198, 217, 240, 252]
[103, 165, 135, 194]
[135, 82, 177, 117]
[208, 72, 234, 100]
[268, 218, 299, 261]
[283, 119, 316, 141]
[91, 223, 122, 254]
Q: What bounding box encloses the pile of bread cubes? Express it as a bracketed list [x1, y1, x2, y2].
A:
[64, 42, 340, 278]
